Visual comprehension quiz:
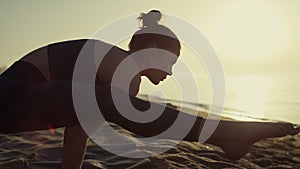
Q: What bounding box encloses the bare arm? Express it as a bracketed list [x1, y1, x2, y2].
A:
[96, 85, 203, 141]
[62, 125, 88, 169]
[61, 84, 202, 169]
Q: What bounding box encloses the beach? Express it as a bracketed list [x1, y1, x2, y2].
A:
[1, 69, 299, 169]
[1, 1, 300, 168]
[0, 116, 299, 169]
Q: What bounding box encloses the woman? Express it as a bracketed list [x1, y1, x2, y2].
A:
[0, 10, 299, 169]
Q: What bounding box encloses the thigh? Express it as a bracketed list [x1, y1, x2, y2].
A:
[1, 81, 79, 133]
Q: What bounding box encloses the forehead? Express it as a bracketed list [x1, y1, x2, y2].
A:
[148, 48, 178, 63]
[147, 47, 178, 55]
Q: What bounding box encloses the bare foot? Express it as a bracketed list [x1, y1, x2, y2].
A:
[206, 120, 300, 160]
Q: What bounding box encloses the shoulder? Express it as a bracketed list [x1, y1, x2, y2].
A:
[47, 39, 97, 48]
[93, 40, 129, 58]
[47, 39, 129, 57]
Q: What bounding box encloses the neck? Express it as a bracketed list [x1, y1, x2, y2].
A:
[127, 49, 147, 76]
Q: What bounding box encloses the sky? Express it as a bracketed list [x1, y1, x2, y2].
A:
[1, 1, 300, 123]
[1, 0, 300, 75]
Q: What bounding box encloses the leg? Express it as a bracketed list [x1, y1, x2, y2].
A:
[95, 86, 300, 160]
[1, 81, 80, 133]
[206, 120, 300, 160]
[42, 84, 300, 161]
[95, 85, 203, 141]
[3, 81, 299, 162]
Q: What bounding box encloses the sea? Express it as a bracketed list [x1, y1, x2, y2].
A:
[138, 72, 300, 125]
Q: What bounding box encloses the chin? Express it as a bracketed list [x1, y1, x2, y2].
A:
[153, 81, 160, 85]
[150, 79, 161, 85]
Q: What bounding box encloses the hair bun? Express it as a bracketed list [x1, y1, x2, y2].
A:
[138, 10, 162, 28]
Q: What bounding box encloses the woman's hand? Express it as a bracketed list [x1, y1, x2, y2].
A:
[166, 102, 177, 109]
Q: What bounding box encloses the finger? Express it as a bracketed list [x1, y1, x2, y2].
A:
[277, 123, 291, 135]
[166, 103, 177, 109]
[290, 126, 300, 135]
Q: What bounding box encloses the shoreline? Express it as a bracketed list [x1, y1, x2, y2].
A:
[138, 94, 300, 125]
[0, 102, 299, 168]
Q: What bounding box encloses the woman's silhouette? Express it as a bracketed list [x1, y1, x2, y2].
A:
[0, 10, 299, 169]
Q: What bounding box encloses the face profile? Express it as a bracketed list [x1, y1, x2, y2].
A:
[132, 46, 179, 85]
[142, 68, 169, 85]
[142, 58, 177, 85]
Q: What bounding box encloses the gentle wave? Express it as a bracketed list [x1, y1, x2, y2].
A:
[138, 94, 300, 125]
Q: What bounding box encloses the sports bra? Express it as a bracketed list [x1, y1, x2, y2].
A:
[18, 39, 141, 95]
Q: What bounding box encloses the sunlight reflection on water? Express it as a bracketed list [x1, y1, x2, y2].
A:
[226, 74, 271, 120]
[139, 73, 300, 125]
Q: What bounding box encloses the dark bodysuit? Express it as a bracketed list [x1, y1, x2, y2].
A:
[0, 39, 201, 142]
[0, 39, 134, 133]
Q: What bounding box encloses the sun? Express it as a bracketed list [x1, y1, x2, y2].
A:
[211, 1, 290, 62]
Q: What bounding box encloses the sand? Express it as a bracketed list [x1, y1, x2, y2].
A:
[0, 120, 299, 169]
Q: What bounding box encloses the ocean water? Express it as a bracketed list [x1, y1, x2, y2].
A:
[139, 72, 300, 125]
[222, 73, 300, 125]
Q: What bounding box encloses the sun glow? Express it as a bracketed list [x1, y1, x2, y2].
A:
[228, 74, 272, 119]
[211, 1, 290, 62]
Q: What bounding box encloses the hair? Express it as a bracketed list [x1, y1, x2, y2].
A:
[129, 10, 181, 56]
